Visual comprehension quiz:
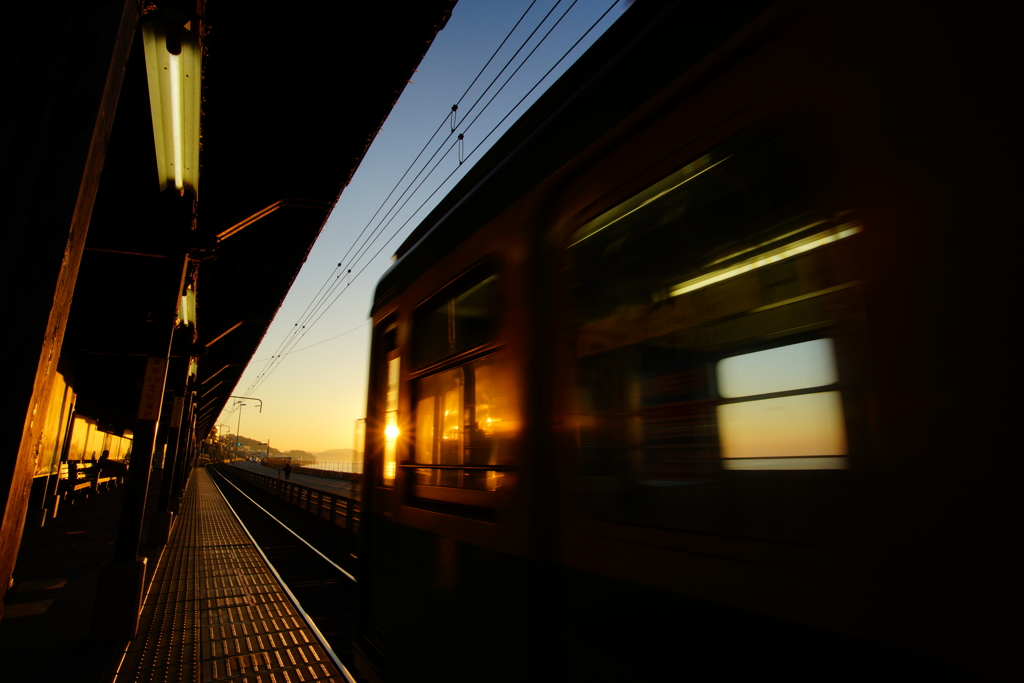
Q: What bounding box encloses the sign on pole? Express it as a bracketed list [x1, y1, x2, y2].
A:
[137, 357, 168, 421]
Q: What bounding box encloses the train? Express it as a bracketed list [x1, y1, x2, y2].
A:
[353, 1, 1014, 679]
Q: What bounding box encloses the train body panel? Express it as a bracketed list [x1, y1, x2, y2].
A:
[356, 1, 1015, 679]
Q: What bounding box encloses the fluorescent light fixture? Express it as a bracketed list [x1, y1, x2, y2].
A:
[142, 17, 201, 195]
[568, 154, 729, 249]
[178, 285, 196, 326]
[669, 223, 862, 298]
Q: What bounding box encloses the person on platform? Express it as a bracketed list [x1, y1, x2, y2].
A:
[283, 462, 292, 480]
[96, 450, 128, 479]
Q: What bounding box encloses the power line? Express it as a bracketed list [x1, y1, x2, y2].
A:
[273, 1, 562, 351]
[351, 0, 620, 290]
[249, 322, 369, 363]
[242, 0, 617, 399]
[333, 0, 578, 292]
[237, 1, 621, 400]
[240, 3, 566, 397]
[239, 3, 552, 396]
[272, 1, 577, 342]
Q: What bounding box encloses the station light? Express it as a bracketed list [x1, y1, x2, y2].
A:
[142, 16, 201, 195]
[178, 284, 196, 326]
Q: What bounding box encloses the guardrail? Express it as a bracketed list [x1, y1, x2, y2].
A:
[215, 464, 360, 539]
[256, 460, 362, 481]
[292, 464, 361, 481]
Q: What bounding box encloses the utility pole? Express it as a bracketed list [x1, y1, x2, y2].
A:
[234, 403, 246, 461]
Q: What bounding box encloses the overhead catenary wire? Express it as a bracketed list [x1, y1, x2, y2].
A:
[240, 136, 462, 399]
[328, 0, 579, 291]
[463, 0, 620, 160]
[284, 0, 565, 335]
[249, 322, 369, 364]
[334, 0, 618, 302]
[329, 0, 542, 281]
[238, 3, 567, 398]
[240, 0, 618, 401]
[235, 1, 620, 402]
[267, 0, 579, 348]
[236, 2, 549, 398]
[240, 136, 464, 400]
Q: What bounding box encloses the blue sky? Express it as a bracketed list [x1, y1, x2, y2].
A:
[216, 0, 628, 454]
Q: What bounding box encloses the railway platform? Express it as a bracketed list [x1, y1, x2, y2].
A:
[0, 468, 353, 683]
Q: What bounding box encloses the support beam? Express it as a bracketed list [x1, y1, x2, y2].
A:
[0, 0, 140, 617]
[148, 377, 185, 545]
[93, 214, 191, 640]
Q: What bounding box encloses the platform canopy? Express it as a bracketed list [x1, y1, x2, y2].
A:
[59, 1, 456, 441]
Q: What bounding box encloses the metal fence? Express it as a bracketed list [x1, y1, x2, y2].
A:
[215, 464, 360, 539]
[259, 459, 363, 480]
[308, 461, 363, 474]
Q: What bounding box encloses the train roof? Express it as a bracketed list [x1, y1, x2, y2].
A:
[371, 0, 772, 315]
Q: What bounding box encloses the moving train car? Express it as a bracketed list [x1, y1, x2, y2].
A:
[355, 1, 1014, 679]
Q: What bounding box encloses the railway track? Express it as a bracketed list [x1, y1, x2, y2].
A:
[206, 465, 359, 673]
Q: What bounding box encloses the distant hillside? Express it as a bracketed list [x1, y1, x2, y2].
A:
[312, 448, 361, 461]
[223, 437, 360, 461]
[283, 449, 314, 461]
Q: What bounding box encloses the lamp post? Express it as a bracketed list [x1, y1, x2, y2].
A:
[217, 423, 228, 462]
[234, 403, 246, 461]
[224, 397, 261, 462]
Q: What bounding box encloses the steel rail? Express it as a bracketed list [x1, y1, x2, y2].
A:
[209, 466, 355, 581]
[207, 467, 358, 683]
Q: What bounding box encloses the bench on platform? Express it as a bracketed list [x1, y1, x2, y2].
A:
[59, 461, 124, 503]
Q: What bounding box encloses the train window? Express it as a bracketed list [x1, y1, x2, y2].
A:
[410, 354, 518, 502]
[716, 339, 848, 470]
[414, 264, 499, 368]
[564, 120, 860, 542]
[374, 317, 400, 486]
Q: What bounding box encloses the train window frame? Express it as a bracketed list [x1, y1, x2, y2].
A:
[711, 334, 849, 472]
[559, 117, 860, 542]
[405, 349, 517, 508]
[411, 259, 501, 371]
[404, 257, 515, 509]
[372, 315, 400, 488]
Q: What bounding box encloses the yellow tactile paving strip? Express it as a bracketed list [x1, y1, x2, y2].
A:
[115, 468, 346, 683]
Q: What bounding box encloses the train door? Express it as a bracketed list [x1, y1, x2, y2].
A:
[355, 313, 399, 677]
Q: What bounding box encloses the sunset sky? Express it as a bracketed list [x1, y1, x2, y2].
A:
[214, 1, 628, 454]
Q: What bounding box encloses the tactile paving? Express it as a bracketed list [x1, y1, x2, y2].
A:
[115, 468, 347, 683]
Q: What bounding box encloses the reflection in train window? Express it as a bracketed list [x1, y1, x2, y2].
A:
[716, 339, 848, 470]
[384, 356, 400, 481]
[414, 267, 499, 368]
[375, 316, 400, 486]
[412, 355, 518, 496]
[564, 121, 860, 542]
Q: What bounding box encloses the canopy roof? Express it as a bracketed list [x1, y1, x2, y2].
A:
[63, 1, 457, 440]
